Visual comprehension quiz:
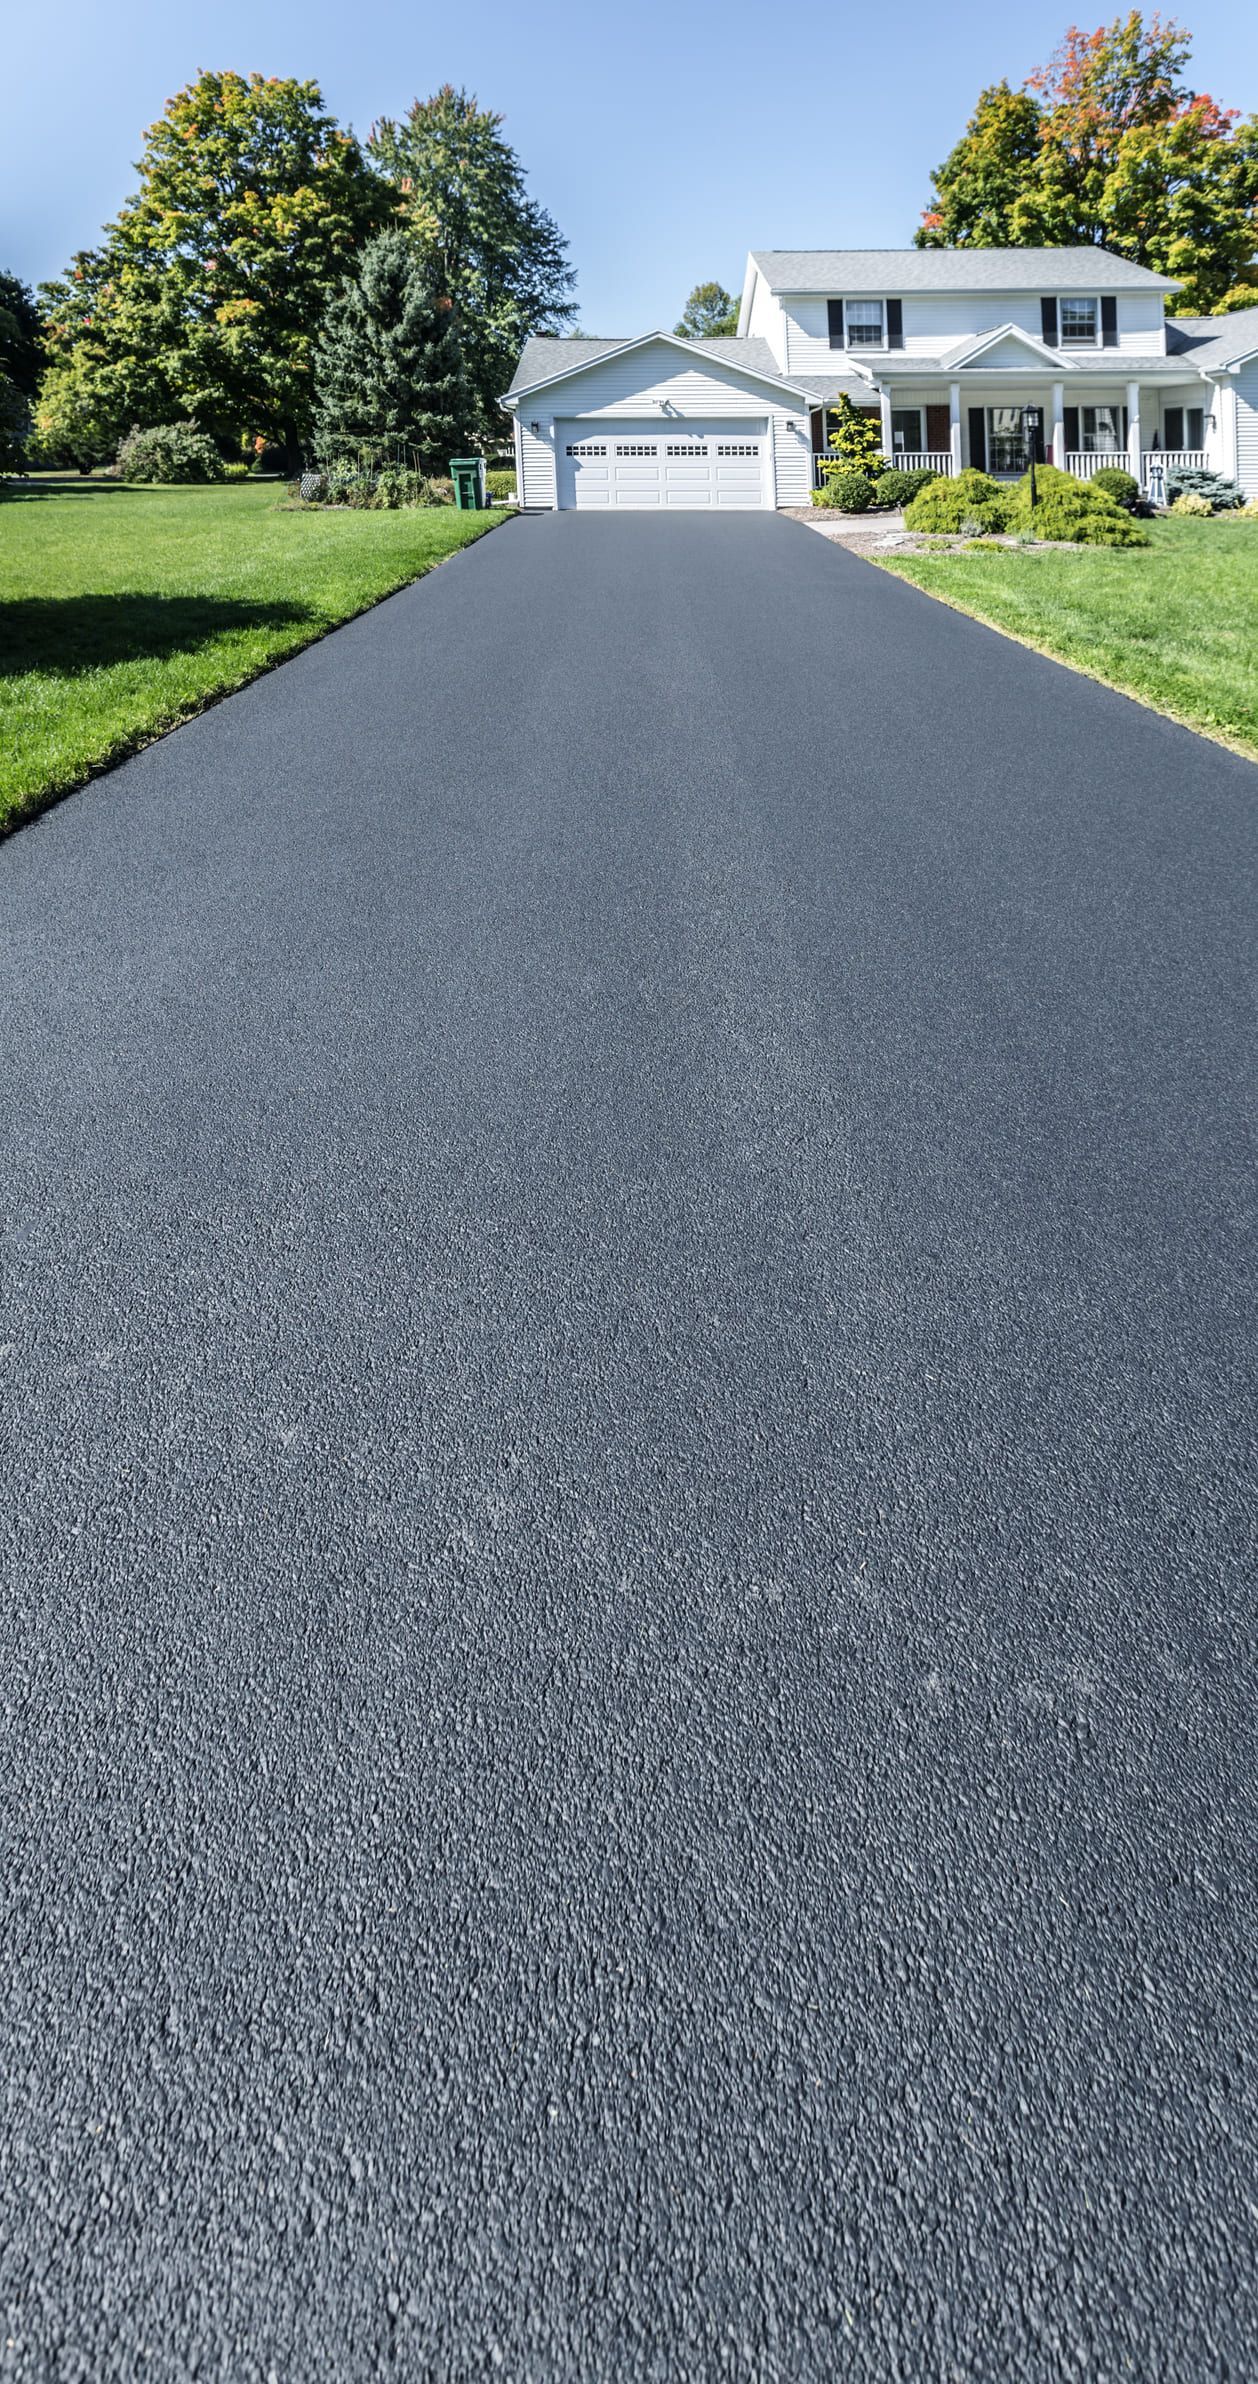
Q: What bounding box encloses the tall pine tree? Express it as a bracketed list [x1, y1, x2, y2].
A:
[313, 231, 471, 470]
[368, 89, 575, 439]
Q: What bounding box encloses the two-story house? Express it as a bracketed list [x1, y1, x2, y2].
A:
[503, 246, 1258, 510]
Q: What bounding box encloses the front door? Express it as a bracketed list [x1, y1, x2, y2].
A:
[986, 406, 1046, 474]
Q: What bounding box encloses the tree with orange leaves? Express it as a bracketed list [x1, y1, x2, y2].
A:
[917, 14, 1258, 312]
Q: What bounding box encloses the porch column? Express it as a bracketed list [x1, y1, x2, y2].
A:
[1126, 380, 1141, 481]
[1051, 381, 1065, 469]
[949, 381, 962, 474]
[878, 383, 893, 457]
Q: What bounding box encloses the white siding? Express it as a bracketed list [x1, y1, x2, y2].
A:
[781, 289, 1166, 372]
[1235, 363, 1258, 498]
[745, 267, 789, 367]
[512, 340, 811, 509]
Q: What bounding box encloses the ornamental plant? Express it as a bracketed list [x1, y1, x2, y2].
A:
[1005, 462, 1149, 543]
[114, 421, 225, 482]
[821, 395, 887, 475]
[903, 469, 1010, 533]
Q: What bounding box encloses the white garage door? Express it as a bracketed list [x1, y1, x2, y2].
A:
[556, 420, 768, 509]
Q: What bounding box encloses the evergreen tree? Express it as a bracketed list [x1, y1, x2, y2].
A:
[368, 88, 575, 439]
[313, 231, 470, 470]
[0, 273, 46, 400]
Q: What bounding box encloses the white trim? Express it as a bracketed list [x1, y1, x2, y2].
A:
[502, 329, 810, 408]
[944, 320, 1077, 371]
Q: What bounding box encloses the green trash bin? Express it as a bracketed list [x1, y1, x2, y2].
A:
[451, 457, 486, 511]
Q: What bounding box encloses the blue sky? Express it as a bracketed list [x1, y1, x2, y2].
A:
[4, 0, 1255, 326]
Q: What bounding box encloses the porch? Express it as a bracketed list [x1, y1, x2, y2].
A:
[810, 380, 1212, 494]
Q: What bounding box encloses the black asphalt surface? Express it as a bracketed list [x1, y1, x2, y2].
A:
[1, 511, 1254, 2381]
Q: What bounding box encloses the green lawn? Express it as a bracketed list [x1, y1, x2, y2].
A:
[0, 479, 505, 830]
[875, 515, 1258, 759]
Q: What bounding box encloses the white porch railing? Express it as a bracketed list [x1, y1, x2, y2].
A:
[1064, 450, 1126, 480]
[1142, 449, 1206, 479]
[812, 450, 952, 490]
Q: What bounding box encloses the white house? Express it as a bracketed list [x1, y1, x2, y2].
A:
[503, 246, 1258, 511]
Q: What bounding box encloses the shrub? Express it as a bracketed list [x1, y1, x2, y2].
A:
[484, 466, 517, 501]
[1007, 463, 1149, 545]
[1089, 465, 1140, 510]
[871, 464, 936, 510]
[115, 422, 225, 483]
[419, 475, 455, 506]
[903, 469, 1009, 534]
[1236, 499, 1258, 518]
[1163, 465, 1243, 509]
[818, 465, 874, 512]
[1171, 490, 1214, 517]
[822, 394, 886, 473]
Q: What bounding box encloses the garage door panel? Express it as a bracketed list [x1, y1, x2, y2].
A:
[557, 420, 768, 509]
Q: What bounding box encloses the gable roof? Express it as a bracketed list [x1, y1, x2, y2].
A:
[938, 321, 1071, 370]
[1166, 306, 1258, 370]
[751, 246, 1179, 294]
[504, 330, 808, 402]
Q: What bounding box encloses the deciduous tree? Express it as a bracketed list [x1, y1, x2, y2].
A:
[39, 72, 382, 458]
[674, 282, 740, 339]
[917, 14, 1258, 312]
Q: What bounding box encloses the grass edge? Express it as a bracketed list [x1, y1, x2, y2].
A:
[1, 510, 509, 840]
[866, 549, 1258, 767]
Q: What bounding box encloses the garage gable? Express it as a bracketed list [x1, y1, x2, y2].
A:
[510, 335, 811, 512]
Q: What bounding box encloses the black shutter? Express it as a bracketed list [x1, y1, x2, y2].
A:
[1041, 296, 1059, 346]
[1101, 294, 1118, 346]
[886, 298, 904, 350]
[968, 407, 986, 471]
[827, 299, 845, 349]
[1064, 406, 1080, 453]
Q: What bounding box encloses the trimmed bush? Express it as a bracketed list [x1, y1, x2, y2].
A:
[817, 465, 874, 512]
[871, 465, 937, 509]
[1171, 490, 1214, 517]
[115, 422, 225, 484]
[1007, 463, 1149, 545]
[1163, 465, 1243, 510]
[484, 466, 516, 501]
[903, 469, 1009, 534]
[222, 460, 251, 482]
[1089, 465, 1140, 511]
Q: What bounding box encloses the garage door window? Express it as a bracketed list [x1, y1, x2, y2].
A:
[616, 443, 656, 457]
[566, 442, 606, 457]
[716, 443, 758, 457]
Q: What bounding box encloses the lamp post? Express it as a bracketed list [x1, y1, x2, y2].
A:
[1023, 406, 1042, 511]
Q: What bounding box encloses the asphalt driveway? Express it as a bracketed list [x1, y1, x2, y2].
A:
[1, 512, 1254, 2381]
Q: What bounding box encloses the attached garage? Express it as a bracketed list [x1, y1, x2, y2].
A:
[556, 419, 769, 509]
[505, 333, 815, 513]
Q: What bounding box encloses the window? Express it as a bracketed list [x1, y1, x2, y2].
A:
[716, 443, 758, 457]
[566, 442, 606, 457]
[1163, 406, 1204, 451]
[891, 408, 923, 454]
[1059, 296, 1098, 346]
[1081, 405, 1126, 454]
[615, 443, 657, 457]
[666, 441, 705, 455]
[845, 300, 885, 347]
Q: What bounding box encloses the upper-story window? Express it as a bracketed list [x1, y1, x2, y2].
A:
[827, 298, 904, 350]
[845, 300, 885, 346]
[1060, 296, 1099, 345]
